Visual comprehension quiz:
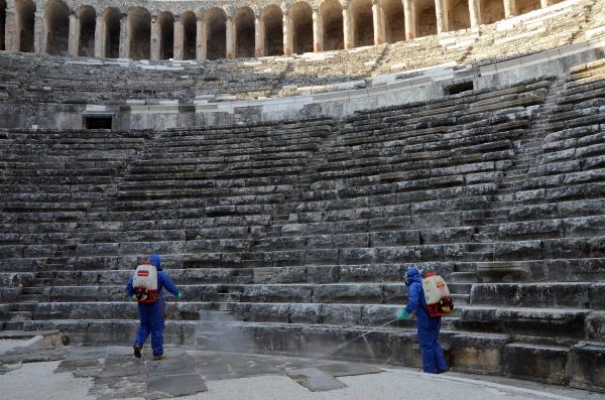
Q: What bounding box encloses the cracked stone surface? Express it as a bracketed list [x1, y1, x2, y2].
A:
[0, 344, 385, 399]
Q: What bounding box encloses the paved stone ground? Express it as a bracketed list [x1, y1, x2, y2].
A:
[0, 342, 604, 400]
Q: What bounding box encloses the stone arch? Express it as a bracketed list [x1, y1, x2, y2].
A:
[234, 6, 255, 58]
[0, 0, 6, 51]
[158, 11, 174, 60]
[77, 6, 95, 57]
[180, 11, 196, 60]
[102, 8, 120, 59]
[350, 0, 373, 47]
[45, 0, 69, 56]
[479, 0, 504, 24]
[446, 0, 470, 31]
[320, 0, 343, 51]
[381, 0, 404, 43]
[15, 0, 35, 52]
[261, 5, 283, 56]
[516, 0, 540, 14]
[205, 8, 226, 60]
[128, 7, 151, 60]
[290, 2, 313, 54]
[416, 0, 436, 37]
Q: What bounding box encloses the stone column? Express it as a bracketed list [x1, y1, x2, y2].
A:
[5, 11, 17, 51]
[68, 14, 79, 57]
[434, 0, 446, 34]
[196, 17, 206, 61]
[119, 16, 128, 59]
[94, 15, 104, 58]
[468, 0, 479, 26]
[282, 13, 292, 55]
[150, 16, 160, 60]
[342, 1, 353, 49]
[255, 15, 263, 57]
[503, 0, 516, 17]
[35, 12, 45, 54]
[372, 0, 384, 45]
[312, 7, 323, 52]
[226, 16, 234, 58]
[403, 0, 414, 40]
[173, 17, 184, 60]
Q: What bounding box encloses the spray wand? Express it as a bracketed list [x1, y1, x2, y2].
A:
[332, 317, 399, 356]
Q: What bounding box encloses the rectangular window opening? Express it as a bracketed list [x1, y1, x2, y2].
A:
[84, 115, 113, 129]
[445, 81, 474, 96]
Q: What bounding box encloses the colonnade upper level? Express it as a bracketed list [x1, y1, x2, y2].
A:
[0, 0, 563, 61]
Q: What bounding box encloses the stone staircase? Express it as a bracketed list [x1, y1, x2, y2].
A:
[1, 71, 605, 392]
[454, 61, 605, 391]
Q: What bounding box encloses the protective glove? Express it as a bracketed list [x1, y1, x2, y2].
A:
[176, 292, 183, 301]
[397, 309, 410, 321]
[132, 294, 138, 302]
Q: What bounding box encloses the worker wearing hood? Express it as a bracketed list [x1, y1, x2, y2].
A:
[398, 265, 448, 374]
[126, 253, 182, 360]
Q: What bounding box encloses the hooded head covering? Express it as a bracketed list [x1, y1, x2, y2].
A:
[405, 265, 422, 286]
[149, 253, 162, 270]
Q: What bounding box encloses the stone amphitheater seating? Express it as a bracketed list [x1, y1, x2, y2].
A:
[2, 64, 605, 392]
[466, 0, 594, 65]
[0, 0, 602, 110]
[2, 0, 605, 393]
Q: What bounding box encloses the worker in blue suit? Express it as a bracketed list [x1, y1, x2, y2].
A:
[126, 253, 182, 360]
[397, 265, 448, 374]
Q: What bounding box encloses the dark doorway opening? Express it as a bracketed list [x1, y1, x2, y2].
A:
[84, 115, 112, 129]
[444, 81, 474, 95]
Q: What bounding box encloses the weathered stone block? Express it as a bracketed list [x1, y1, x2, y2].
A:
[23, 244, 57, 258]
[245, 323, 304, 354]
[242, 284, 312, 303]
[421, 227, 474, 244]
[494, 241, 542, 261]
[253, 267, 307, 284]
[320, 304, 363, 325]
[448, 333, 507, 374]
[584, 311, 605, 341]
[333, 233, 370, 247]
[339, 264, 403, 282]
[504, 343, 569, 385]
[542, 238, 590, 258]
[370, 230, 420, 246]
[498, 220, 563, 240]
[289, 304, 321, 323]
[247, 303, 290, 323]
[313, 284, 383, 304]
[305, 249, 339, 264]
[570, 341, 605, 393]
[306, 265, 339, 283]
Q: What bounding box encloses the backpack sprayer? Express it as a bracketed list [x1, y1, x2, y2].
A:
[331, 317, 399, 357]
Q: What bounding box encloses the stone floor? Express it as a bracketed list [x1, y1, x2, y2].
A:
[0, 337, 604, 400]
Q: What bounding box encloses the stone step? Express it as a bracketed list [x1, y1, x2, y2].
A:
[9, 310, 33, 321]
[17, 279, 476, 306]
[449, 272, 478, 283]
[9, 303, 36, 312]
[469, 282, 605, 308]
[503, 342, 573, 385]
[455, 306, 599, 343]
[18, 294, 50, 303]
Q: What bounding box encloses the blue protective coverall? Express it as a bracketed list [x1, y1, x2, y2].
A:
[126, 254, 180, 357]
[403, 266, 448, 374]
